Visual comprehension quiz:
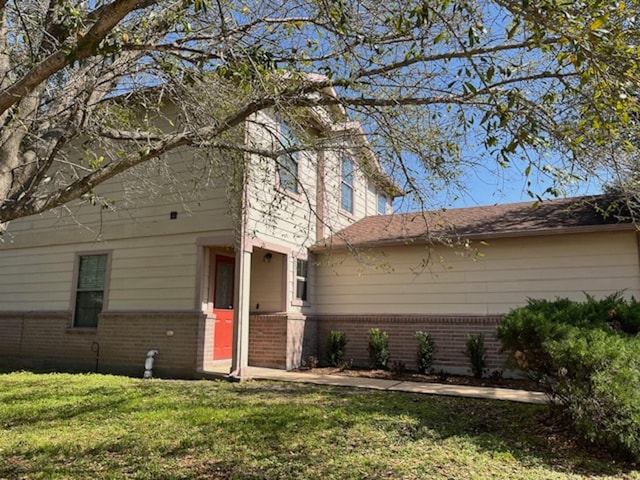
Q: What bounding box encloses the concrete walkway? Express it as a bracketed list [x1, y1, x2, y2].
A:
[203, 365, 550, 404]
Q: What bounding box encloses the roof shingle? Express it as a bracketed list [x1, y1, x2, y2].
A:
[315, 195, 632, 250]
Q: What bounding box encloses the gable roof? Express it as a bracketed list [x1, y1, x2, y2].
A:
[314, 195, 635, 250]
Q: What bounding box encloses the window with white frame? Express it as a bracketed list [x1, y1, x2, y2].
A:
[340, 156, 354, 213]
[277, 120, 299, 194]
[73, 254, 109, 328]
[295, 258, 308, 302]
[377, 193, 387, 214]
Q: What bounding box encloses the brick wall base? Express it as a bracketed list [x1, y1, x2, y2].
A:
[314, 314, 507, 375]
[2, 311, 507, 377]
[249, 314, 317, 369]
[0, 311, 210, 378]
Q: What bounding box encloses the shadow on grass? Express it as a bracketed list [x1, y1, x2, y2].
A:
[230, 381, 636, 477]
[1, 375, 152, 429]
[1, 373, 637, 479]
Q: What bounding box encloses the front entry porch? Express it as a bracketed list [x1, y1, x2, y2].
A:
[202, 312, 317, 373]
[201, 241, 313, 377]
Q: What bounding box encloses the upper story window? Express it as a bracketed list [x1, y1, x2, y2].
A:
[295, 258, 308, 302]
[73, 253, 110, 328]
[377, 193, 388, 215]
[340, 156, 354, 214]
[277, 120, 299, 194]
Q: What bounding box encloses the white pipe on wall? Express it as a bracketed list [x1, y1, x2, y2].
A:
[143, 350, 159, 378]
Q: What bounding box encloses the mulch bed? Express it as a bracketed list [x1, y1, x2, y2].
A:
[298, 366, 546, 392]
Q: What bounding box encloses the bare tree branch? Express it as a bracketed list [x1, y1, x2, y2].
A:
[0, 0, 639, 227]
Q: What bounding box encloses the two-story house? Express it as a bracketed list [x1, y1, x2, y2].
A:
[0, 94, 402, 378]
[2, 86, 639, 379]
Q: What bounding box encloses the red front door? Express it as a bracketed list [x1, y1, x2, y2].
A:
[213, 255, 234, 360]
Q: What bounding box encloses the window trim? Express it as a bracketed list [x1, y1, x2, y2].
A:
[70, 250, 112, 329]
[340, 155, 355, 215]
[292, 255, 310, 307]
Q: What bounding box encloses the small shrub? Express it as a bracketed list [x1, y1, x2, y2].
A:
[306, 355, 318, 369]
[414, 331, 436, 374]
[337, 358, 353, 372]
[465, 333, 487, 378]
[368, 328, 390, 369]
[391, 360, 406, 375]
[326, 331, 348, 367]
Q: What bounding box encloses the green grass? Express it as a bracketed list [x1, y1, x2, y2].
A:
[0, 372, 638, 479]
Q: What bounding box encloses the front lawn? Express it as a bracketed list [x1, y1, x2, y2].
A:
[0, 372, 637, 479]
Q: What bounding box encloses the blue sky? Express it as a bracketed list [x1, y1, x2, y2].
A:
[441, 162, 603, 208]
[391, 154, 605, 212]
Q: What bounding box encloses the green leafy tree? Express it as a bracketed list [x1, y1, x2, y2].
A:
[1, 0, 639, 229]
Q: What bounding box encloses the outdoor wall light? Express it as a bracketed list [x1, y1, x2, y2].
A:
[263, 253, 273, 264]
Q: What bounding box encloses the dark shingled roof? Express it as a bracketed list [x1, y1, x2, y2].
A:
[315, 195, 633, 250]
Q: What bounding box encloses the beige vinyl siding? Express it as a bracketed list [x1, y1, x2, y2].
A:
[365, 183, 378, 216]
[245, 145, 317, 315]
[244, 111, 379, 316]
[108, 234, 198, 310]
[0, 231, 217, 311]
[0, 247, 75, 309]
[249, 249, 285, 313]
[244, 112, 318, 252]
[314, 230, 640, 316]
[5, 149, 236, 247]
[245, 110, 387, 250]
[0, 148, 238, 312]
[246, 150, 318, 251]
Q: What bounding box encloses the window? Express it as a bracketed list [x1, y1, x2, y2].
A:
[295, 258, 308, 302]
[340, 156, 354, 213]
[74, 254, 109, 328]
[378, 193, 387, 215]
[277, 120, 299, 194]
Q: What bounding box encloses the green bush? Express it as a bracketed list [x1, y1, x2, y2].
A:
[326, 331, 348, 367]
[546, 329, 640, 460]
[465, 334, 487, 378]
[498, 293, 640, 461]
[608, 297, 640, 335]
[497, 307, 568, 380]
[368, 328, 390, 369]
[414, 331, 436, 374]
[497, 293, 640, 380]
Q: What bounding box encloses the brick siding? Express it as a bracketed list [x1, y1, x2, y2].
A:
[248, 314, 288, 368]
[0, 311, 209, 378]
[248, 314, 317, 369]
[315, 314, 507, 374]
[286, 315, 317, 369]
[2, 311, 507, 377]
